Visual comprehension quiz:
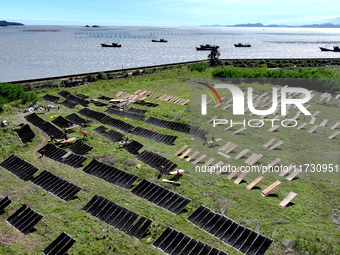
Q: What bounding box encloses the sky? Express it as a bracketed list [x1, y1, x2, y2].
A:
[1, 0, 340, 26]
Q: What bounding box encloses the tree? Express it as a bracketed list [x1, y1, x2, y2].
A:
[208, 48, 221, 66]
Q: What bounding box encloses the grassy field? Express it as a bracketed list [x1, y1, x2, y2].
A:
[0, 66, 339, 255]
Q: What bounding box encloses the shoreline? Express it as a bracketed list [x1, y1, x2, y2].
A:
[5, 57, 340, 84]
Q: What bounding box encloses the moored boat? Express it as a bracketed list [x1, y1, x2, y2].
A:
[101, 42, 121, 48]
[319, 46, 340, 52]
[234, 43, 251, 47]
[152, 39, 168, 42]
[196, 44, 219, 51]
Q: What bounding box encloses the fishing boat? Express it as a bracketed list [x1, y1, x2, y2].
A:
[101, 42, 121, 48]
[196, 44, 219, 51]
[152, 39, 168, 43]
[319, 46, 340, 52]
[234, 43, 251, 47]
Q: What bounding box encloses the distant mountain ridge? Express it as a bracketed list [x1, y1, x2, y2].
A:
[203, 23, 340, 28]
[0, 20, 24, 26]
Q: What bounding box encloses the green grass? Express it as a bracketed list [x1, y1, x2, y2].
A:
[0, 66, 339, 255]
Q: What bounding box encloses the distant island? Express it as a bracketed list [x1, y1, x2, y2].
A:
[0, 20, 24, 26]
[203, 23, 340, 28]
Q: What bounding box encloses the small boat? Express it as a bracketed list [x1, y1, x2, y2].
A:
[196, 44, 219, 51]
[319, 46, 340, 52]
[152, 39, 168, 43]
[234, 43, 251, 47]
[101, 42, 121, 48]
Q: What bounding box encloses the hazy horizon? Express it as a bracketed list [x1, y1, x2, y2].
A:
[1, 0, 340, 27]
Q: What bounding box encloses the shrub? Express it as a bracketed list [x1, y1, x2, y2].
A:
[267, 62, 278, 68]
[86, 74, 97, 82]
[106, 73, 114, 79]
[188, 63, 207, 72]
[0, 97, 6, 112]
[97, 72, 107, 80]
[0, 83, 38, 112]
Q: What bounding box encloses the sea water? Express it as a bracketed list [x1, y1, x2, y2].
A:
[1, 25, 340, 82]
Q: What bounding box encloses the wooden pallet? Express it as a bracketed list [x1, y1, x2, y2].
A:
[186, 151, 200, 162]
[174, 145, 188, 156]
[246, 176, 264, 190]
[234, 171, 248, 184]
[261, 180, 281, 197]
[279, 191, 297, 207]
[234, 149, 249, 160]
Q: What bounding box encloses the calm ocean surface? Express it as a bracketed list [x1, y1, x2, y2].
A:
[1, 25, 340, 82]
